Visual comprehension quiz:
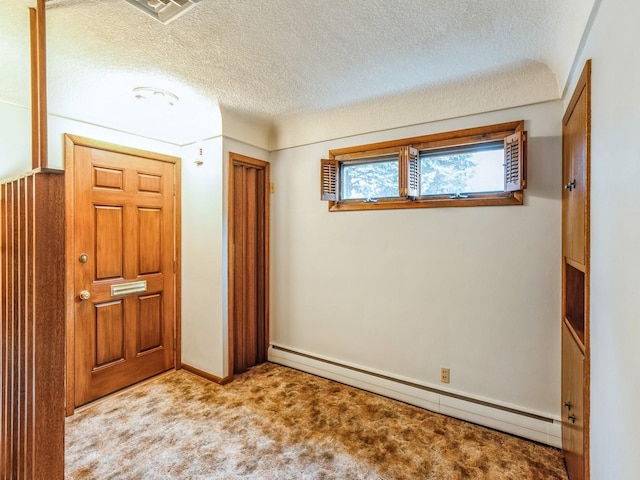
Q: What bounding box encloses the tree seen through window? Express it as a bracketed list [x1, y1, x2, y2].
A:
[341, 158, 399, 200]
[420, 146, 504, 196]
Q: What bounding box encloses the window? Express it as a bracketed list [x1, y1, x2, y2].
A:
[420, 142, 504, 196]
[341, 156, 399, 200]
[320, 121, 526, 211]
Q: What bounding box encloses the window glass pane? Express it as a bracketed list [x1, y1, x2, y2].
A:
[341, 158, 399, 200]
[420, 144, 504, 196]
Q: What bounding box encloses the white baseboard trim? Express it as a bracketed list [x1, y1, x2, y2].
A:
[268, 344, 562, 448]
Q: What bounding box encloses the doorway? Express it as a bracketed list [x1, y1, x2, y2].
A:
[65, 135, 181, 412]
[228, 152, 270, 375]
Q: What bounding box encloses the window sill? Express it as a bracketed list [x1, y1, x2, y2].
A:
[327, 192, 523, 212]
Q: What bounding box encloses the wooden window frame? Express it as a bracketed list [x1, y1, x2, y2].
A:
[321, 121, 527, 212]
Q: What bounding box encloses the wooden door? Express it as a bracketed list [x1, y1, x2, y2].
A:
[71, 141, 177, 407]
[228, 153, 269, 375]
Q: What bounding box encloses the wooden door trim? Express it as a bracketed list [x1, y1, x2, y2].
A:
[227, 152, 270, 378]
[64, 134, 182, 416]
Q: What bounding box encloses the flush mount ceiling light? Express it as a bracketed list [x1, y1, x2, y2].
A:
[123, 0, 202, 25]
[133, 87, 179, 107]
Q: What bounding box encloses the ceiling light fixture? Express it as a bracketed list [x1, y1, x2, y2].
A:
[133, 87, 179, 107]
[123, 0, 202, 25]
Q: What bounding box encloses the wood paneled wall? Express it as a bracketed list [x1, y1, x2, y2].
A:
[1, 169, 65, 480]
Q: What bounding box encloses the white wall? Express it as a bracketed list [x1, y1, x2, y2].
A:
[270, 66, 559, 151]
[221, 107, 272, 152]
[270, 101, 563, 418]
[0, 102, 31, 178]
[47, 115, 183, 168]
[564, 0, 640, 477]
[180, 137, 226, 377]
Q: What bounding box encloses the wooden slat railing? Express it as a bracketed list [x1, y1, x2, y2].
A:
[1, 168, 64, 480]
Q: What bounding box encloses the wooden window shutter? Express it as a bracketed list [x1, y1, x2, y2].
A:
[407, 147, 419, 198]
[504, 131, 527, 192]
[320, 159, 339, 201]
[399, 147, 419, 198]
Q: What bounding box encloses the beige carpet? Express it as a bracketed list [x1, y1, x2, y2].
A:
[65, 363, 568, 479]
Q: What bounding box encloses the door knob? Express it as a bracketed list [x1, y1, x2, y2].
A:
[79, 290, 91, 301]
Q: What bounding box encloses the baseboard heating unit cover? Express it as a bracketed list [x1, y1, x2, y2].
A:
[268, 344, 561, 448]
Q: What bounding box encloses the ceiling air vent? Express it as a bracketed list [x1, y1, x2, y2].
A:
[123, 0, 202, 25]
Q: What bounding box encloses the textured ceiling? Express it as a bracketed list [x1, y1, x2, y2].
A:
[1, 0, 595, 145]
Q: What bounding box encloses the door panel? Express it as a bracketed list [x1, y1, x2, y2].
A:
[243, 166, 258, 373]
[95, 206, 124, 279]
[570, 95, 586, 265]
[94, 166, 124, 190]
[74, 145, 176, 407]
[562, 323, 585, 480]
[95, 301, 125, 367]
[137, 172, 163, 194]
[255, 169, 267, 363]
[563, 83, 587, 266]
[138, 294, 163, 352]
[138, 208, 162, 274]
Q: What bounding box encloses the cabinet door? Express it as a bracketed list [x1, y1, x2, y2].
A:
[562, 323, 584, 480]
[562, 83, 588, 266]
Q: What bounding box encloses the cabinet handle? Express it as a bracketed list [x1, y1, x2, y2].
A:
[568, 413, 576, 424]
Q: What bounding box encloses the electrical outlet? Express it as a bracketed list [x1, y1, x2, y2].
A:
[440, 367, 450, 384]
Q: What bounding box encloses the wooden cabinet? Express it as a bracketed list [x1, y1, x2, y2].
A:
[561, 60, 591, 480]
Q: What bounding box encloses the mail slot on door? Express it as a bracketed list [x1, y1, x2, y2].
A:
[111, 280, 147, 297]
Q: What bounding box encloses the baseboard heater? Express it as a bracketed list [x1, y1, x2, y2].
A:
[268, 344, 561, 448]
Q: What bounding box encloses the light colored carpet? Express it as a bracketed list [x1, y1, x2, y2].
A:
[65, 363, 568, 479]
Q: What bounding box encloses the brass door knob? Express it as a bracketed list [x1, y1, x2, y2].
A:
[79, 290, 91, 301]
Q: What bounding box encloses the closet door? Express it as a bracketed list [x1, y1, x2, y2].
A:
[228, 153, 270, 375]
